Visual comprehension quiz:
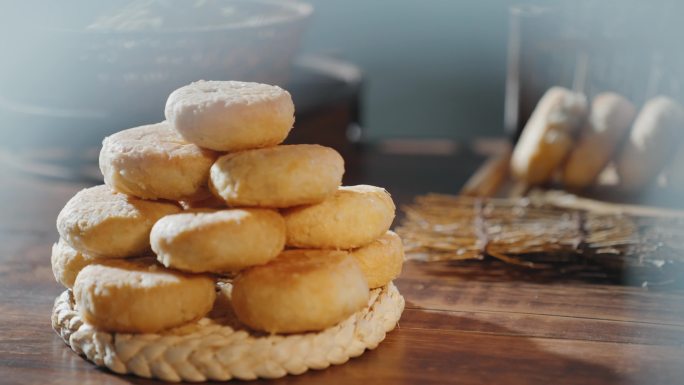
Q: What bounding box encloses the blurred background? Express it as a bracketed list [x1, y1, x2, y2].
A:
[1, 0, 683, 196]
[1, 0, 513, 148]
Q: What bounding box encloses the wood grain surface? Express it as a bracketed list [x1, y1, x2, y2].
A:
[1, 148, 683, 385]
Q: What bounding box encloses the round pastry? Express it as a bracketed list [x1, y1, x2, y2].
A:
[99, 121, 218, 201]
[56, 185, 181, 258]
[562, 92, 636, 189]
[350, 231, 404, 289]
[74, 259, 216, 333]
[283, 185, 395, 249]
[616, 96, 684, 191]
[151, 209, 286, 273]
[231, 249, 369, 333]
[165, 80, 295, 152]
[210, 144, 344, 208]
[51, 238, 94, 289]
[511, 86, 588, 185]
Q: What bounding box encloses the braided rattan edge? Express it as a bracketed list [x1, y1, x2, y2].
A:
[52, 282, 404, 382]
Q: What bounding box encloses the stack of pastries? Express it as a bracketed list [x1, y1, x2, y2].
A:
[511, 87, 684, 192]
[52, 80, 404, 334]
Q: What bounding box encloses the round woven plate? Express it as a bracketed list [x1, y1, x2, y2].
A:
[52, 282, 404, 382]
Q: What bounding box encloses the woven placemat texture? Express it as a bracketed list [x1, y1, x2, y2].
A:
[52, 283, 404, 382]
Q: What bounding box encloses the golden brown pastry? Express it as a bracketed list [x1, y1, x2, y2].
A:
[231, 249, 369, 333]
[563, 92, 636, 189]
[283, 185, 395, 249]
[350, 231, 404, 288]
[51, 238, 94, 289]
[73, 259, 216, 333]
[165, 80, 295, 152]
[511, 87, 588, 185]
[56, 185, 180, 258]
[99, 121, 218, 201]
[151, 209, 285, 273]
[616, 96, 684, 191]
[210, 144, 344, 208]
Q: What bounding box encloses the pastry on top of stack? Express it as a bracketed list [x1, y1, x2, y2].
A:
[53, 80, 404, 335]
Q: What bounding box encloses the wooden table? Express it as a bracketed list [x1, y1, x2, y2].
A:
[2, 146, 683, 385]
